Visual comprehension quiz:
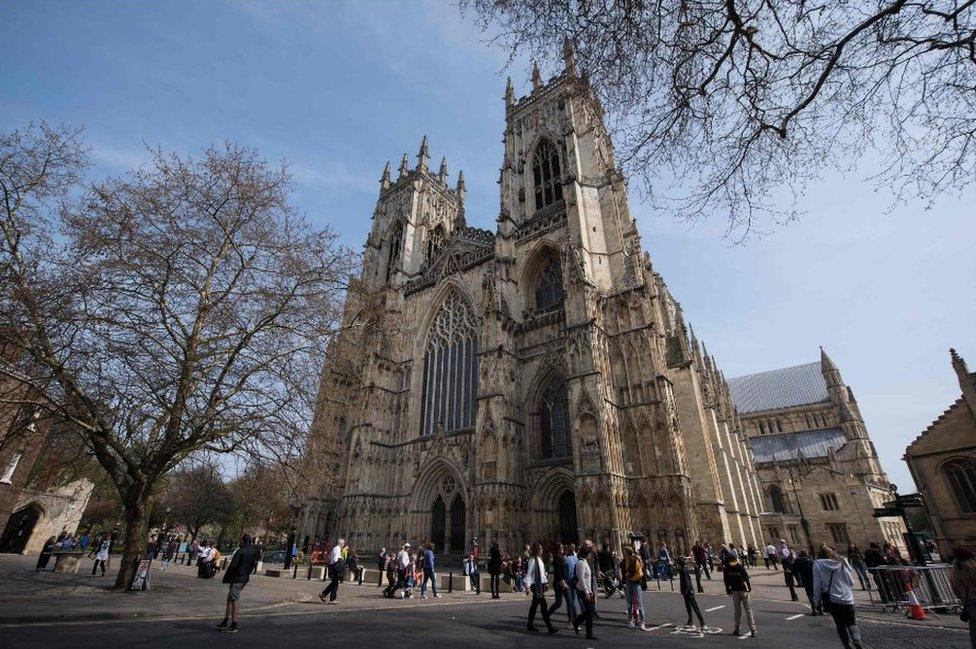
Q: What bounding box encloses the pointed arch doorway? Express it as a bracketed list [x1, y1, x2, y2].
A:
[557, 490, 579, 546]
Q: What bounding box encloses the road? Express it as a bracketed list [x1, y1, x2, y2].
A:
[1, 587, 968, 649]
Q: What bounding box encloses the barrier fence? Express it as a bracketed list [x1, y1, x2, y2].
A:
[867, 565, 959, 614]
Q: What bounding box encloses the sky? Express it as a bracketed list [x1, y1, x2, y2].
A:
[1, 0, 973, 491]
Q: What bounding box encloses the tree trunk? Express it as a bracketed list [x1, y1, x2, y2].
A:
[113, 496, 150, 591]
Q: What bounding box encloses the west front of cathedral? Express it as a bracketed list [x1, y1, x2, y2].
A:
[300, 48, 895, 558]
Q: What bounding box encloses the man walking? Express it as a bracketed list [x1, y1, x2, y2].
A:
[793, 549, 822, 615]
[319, 538, 346, 604]
[420, 542, 441, 598]
[724, 555, 757, 638]
[573, 544, 597, 640]
[216, 535, 260, 634]
[487, 540, 502, 599]
[764, 542, 779, 570]
[524, 542, 558, 634]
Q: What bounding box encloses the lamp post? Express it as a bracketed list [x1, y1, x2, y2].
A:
[787, 467, 814, 554]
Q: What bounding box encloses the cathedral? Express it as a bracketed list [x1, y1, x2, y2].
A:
[299, 43, 766, 557]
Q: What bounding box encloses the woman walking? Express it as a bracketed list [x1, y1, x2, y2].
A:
[950, 547, 976, 648]
[89, 533, 112, 577]
[813, 544, 864, 649]
[572, 544, 597, 640]
[621, 547, 646, 629]
[35, 536, 57, 572]
[488, 540, 502, 599]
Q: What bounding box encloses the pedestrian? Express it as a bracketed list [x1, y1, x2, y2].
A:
[397, 542, 414, 598]
[488, 540, 502, 599]
[950, 547, 976, 648]
[35, 536, 57, 572]
[677, 556, 706, 631]
[793, 549, 822, 615]
[723, 555, 757, 638]
[319, 538, 346, 604]
[693, 540, 710, 581]
[747, 544, 757, 568]
[420, 542, 441, 598]
[657, 542, 673, 580]
[523, 541, 558, 634]
[572, 543, 597, 640]
[78, 530, 90, 553]
[846, 543, 869, 591]
[813, 544, 864, 649]
[621, 546, 646, 629]
[513, 554, 525, 592]
[545, 544, 568, 618]
[90, 533, 112, 577]
[563, 543, 580, 623]
[765, 541, 779, 570]
[464, 553, 481, 594]
[781, 542, 799, 601]
[215, 534, 260, 634]
[252, 540, 264, 575]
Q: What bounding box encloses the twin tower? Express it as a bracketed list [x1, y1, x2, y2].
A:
[300, 44, 764, 556]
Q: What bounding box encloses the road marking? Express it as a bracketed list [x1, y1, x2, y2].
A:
[786, 613, 804, 621]
[645, 622, 673, 631]
[705, 605, 725, 612]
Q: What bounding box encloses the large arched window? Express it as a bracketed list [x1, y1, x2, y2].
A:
[534, 256, 564, 310]
[532, 140, 562, 211]
[769, 484, 786, 513]
[944, 460, 976, 514]
[419, 290, 478, 437]
[538, 377, 570, 459]
[385, 220, 404, 282]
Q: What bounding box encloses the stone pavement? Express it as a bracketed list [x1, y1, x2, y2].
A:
[0, 553, 966, 635]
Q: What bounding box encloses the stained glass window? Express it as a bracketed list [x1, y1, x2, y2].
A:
[539, 377, 570, 459]
[420, 290, 479, 436]
[945, 460, 976, 514]
[532, 140, 562, 211]
[535, 257, 564, 310]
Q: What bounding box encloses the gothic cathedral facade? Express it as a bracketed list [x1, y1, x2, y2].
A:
[301, 47, 764, 556]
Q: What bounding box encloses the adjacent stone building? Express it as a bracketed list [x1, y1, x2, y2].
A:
[300, 47, 764, 556]
[904, 348, 976, 554]
[0, 346, 93, 554]
[727, 350, 905, 552]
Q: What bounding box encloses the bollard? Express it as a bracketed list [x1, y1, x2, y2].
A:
[358, 567, 364, 586]
[293, 563, 298, 579]
[378, 568, 383, 587]
[448, 570, 453, 593]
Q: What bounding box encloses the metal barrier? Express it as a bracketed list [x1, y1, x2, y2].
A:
[867, 565, 960, 614]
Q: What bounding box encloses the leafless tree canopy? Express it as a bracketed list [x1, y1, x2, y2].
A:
[0, 123, 355, 588]
[465, 0, 976, 238]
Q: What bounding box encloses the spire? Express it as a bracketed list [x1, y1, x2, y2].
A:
[820, 345, 842, 388]
[505, 77, 515, 108]
[531, 61, 543, 90]
[397, 153, 409, 179]
[380, 161, 391, 190]
[563, 36, 577, 75]
[456, 169, 465, 195]
[417, 136, 429, 173]
[952, 348, 970, 379]
[951, 348, 976, 416]
[438, 157, 448, 183]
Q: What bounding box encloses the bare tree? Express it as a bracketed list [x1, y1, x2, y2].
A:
[160, 463, 235, 541]
[464, 0, 976, 239]
[0, 123, 355, 589]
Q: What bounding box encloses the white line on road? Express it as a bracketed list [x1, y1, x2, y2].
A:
[645, 623, 673, 631]
[786, 613, 804, 621]
[705, 605, 725, 612]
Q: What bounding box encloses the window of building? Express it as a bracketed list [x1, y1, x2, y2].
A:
[776, 419, 783, 433]
[804, 414, 811, 428]
[769, 484, 786, 513]
[534, 256, 564, 310]
[768, 526, 780, 540]
[386, 220, 404, 282]
[538, 376, 571, 459]
[532, 140, 562, 211]
[944, 460, 976, 514]
[426, 224, 446, 262]
[1, 452, 22, 484]
[419, 290, 478, 437]
[820, 493, 840, 511]
[759, 422, 766, 435]
[787, 525, 801, 544]
[828, 523, 851, 545]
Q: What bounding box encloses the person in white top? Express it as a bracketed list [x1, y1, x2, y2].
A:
[812, 544, 863, 649]
[523, 542, 557, 634]
[764, 543, 779, 570]
[319, 538, 346, 604]
[572, 544, 596, 640]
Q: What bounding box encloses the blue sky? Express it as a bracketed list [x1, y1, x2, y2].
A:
[1, 0, 973, 491]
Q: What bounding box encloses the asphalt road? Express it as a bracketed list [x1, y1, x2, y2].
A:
[0, 589, 968, 649]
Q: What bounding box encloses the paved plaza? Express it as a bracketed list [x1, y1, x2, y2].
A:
[0, 555, 968, 648]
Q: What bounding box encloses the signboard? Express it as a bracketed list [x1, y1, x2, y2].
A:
[130, 558, 152, 591]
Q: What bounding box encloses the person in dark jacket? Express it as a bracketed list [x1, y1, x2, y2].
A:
[793, 550, 822, 615]
[36, 536, 57, 572]
[677, 556, 705, 630]
[217, 535, 260, 634]
[488, 540, 502, 599]
[723, 556, 757, 638]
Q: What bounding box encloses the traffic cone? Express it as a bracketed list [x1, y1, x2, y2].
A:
[905, 582, 927, 620]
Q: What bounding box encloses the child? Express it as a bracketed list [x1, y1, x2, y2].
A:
[463, 554, 481, 594]
[677, 556, 706, 632]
